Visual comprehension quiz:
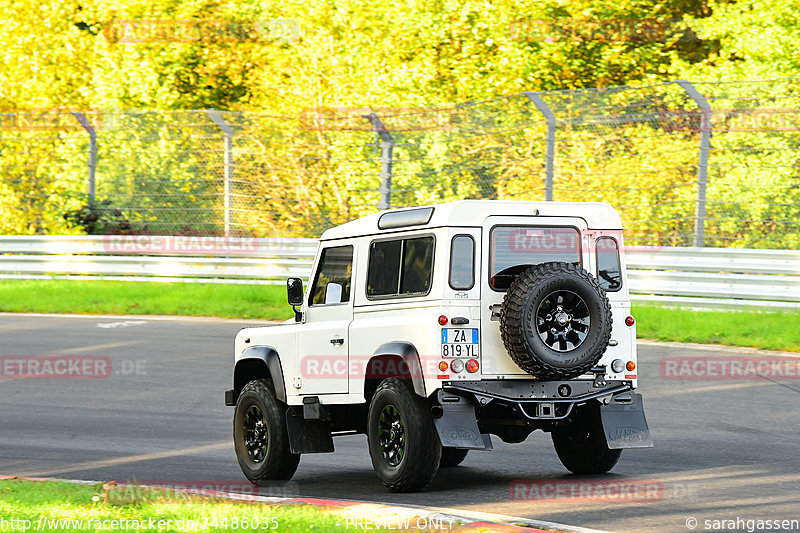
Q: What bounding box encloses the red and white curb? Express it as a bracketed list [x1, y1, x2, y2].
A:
[1, 476, 609, 533]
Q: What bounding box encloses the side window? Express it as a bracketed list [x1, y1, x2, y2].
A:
[596, 237, 622, 292]
[449, 235, 475, 290]
[310, 245, 354, 305]
[367, 236, 434, 298]
[366, 240, 402, 296]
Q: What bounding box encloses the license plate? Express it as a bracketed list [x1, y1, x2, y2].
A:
[441, 328, 479, 357]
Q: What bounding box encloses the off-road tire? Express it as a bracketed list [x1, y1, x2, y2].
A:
[552, 403, 622, 474]
[500, 261, 612, 380]
[439, 447, 469, 468]
[367, 379, 441, 492]
[234, 379, 300, 483]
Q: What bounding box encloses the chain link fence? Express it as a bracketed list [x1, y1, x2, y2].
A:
[1, 79, 798, 247]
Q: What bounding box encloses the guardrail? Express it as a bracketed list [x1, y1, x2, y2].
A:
[1, 236, 798, 310]
[0, 235, 318, 284]
[625, 247, 800, 310]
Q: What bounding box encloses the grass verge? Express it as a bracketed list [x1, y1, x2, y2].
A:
[632, 303, 800, 352]
[0, 280, 797, 352]
[0, 280, 291, 321]
[0, 478, 356, 532]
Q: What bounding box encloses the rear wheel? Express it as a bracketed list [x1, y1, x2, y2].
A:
[439, 447, 469, 468]
[233, 379, 300, 483]
[367, 379, 441, 492]
[551, 403, 621, 474]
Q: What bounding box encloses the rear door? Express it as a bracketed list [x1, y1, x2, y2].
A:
[480, 216, 588, 376]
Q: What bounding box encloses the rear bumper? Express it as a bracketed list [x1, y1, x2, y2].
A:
[443, 380, 633, 420]
[437, 379, 652, 449]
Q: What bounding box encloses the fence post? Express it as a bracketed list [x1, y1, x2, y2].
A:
[524, 92, 556, 201]
[206, 110, 234, 237]
[363, 112, 394, 210]
[675, 80, 711, 248]
[71, 112, 97, 202]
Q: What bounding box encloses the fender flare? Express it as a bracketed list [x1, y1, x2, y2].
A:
[368, 341, 426, 398]
[235, 346, 287, 402]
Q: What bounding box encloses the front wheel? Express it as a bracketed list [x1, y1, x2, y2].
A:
[367, 379, 441, 492]
[551, 403, 621, 474]
[233, 379, 300, 483]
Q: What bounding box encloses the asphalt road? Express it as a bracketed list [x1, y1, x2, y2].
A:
[2, 314, 800, 533]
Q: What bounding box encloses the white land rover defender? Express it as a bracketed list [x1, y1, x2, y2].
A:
[225, 201, 652, 492]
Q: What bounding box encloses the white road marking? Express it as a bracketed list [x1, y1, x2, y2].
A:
[96, 320, 148, 329]
[49, 341, 141, 355]
[16, 442, 231, 477]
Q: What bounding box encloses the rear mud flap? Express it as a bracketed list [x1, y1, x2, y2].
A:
[434, 393, 493, 450]
[600, 393, 654, 449]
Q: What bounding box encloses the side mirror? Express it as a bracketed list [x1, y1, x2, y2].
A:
[287, 278, 304, 322]
[287, 277, 304, 306]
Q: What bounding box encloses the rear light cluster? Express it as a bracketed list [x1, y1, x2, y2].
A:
[440, 358, 479, 374]
[438, 313, 479, 377]
[612, 359, 637, 374]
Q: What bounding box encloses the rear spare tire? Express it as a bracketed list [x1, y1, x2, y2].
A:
[500, 262, 612, 380]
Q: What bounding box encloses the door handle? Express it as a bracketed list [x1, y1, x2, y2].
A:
[330, 338, 344, 345]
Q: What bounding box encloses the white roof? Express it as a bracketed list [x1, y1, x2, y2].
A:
[321, 200, 623, 240]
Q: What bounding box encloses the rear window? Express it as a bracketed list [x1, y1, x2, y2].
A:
[490, 226, 581, 290]
[596, 237, 622, 292]
[367, 236, 434, 298]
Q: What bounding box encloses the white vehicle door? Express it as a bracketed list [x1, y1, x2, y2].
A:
[297, 243, 355, 394]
